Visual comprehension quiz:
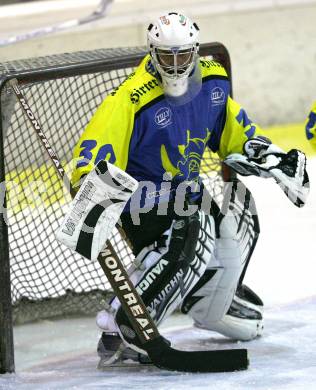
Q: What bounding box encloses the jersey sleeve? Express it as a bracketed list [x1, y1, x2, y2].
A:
[71, 88, 135, 186]
[217, 96, 265, 160]
[305, 101, 316, 146]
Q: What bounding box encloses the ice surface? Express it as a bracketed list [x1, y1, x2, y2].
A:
[1, 299, 316, 390]
[1, 158, 315, 389]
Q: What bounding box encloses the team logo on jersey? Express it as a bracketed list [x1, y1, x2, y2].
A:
[160, 128, 211, 181]
[211, 87, 225, 105]
[155, 107, 172, 128]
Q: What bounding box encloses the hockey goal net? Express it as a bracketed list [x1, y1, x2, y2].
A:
[0, 43, 231, 372]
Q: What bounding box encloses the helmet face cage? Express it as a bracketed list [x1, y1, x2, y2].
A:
[150, 44, 198, 79]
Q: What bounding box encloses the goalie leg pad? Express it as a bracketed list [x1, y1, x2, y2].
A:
[181, 181, 261, 340]
[115, 210, 216, 353]
[196, 285, 264, 341]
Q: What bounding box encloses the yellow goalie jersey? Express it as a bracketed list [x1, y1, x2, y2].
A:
[72, 55, 264, 208]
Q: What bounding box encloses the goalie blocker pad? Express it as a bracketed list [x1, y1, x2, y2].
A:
[56, 160, 138, 261]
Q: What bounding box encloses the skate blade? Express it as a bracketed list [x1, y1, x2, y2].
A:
[97, 358, 156, 371]
[97, 344, 155, 371]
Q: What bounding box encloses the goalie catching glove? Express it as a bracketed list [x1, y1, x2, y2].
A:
[224, 136, 310, 207]
[56, 160, 138, 261]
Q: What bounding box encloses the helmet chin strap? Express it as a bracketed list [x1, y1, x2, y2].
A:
[161, 75, 189, 97]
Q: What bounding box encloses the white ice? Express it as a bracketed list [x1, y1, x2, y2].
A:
[1, 157, 315, 390]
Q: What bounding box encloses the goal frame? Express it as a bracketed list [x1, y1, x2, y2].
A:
[0, 42, 232, 374]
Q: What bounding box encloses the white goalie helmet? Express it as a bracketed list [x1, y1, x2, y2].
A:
[147, 12, 201, 104]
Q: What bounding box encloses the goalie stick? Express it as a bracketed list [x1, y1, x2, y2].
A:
[9, 78, 248, 373]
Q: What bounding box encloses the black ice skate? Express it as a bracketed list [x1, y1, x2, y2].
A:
[97, 332, 152, 370]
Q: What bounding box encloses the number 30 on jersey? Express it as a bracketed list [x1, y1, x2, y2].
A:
[76, 140, 116, 168]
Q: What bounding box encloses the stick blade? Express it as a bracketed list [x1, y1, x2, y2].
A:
[146, 336, 249, 373]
